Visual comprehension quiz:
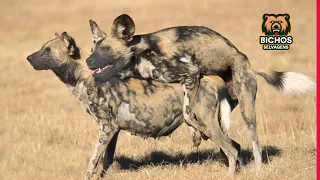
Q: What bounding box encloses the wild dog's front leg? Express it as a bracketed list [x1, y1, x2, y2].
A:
[100, 131, 120, 177]
[86, 125, 118, 180]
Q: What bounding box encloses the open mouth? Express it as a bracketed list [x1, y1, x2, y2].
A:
[272, 29, 279, 36]
[90, 64, 113, 75]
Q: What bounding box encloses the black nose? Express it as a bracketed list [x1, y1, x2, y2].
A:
[27, 55, 32, 61]
[274, 25, 279, 29]
[86, 58, 94, 65]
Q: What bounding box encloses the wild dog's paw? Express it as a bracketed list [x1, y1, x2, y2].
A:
[100, 165, 113, 178]
[192, 130, 202, 148]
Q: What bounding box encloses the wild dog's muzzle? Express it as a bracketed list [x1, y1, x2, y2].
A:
[86, 57, 113, 75]
[86, 55, 116, 83]
[27, 53, 46, 70]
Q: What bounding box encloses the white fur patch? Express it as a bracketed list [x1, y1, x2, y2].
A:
[220, 98, 232, 133]
[117, 25, 126, 34]
[136, 58, 156, 78]
[180, 54, 191, 63]
[98, 98, 104, 105]
[282, 72, 316, 94]
[183, 85, 190, 106]
[118, 103, 146, 127]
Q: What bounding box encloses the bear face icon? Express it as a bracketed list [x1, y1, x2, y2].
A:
[262, 13, 291, 36]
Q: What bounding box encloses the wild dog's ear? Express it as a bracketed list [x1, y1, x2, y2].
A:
[263, 14, 270, 20]
[55, 32, 60, 37]
[89, 20, 107, 44]
[61, 32, 77, 56]
[111, 14, 135, 43]
[283, 13, 290, 21]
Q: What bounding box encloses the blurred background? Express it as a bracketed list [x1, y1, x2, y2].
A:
[0, 0, 315, 179]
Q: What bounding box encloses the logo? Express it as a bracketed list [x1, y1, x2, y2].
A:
[259, 13, 293, 50]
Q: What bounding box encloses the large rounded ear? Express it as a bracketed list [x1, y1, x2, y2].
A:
[111, 14, 135, 43]
[284, 13, 290, 21]
[263, 14, 269, 20]
[89, 20, 107, 44]
[60, 32, 78, 57]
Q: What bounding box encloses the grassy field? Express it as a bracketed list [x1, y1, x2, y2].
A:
[0, 0, 316, 179]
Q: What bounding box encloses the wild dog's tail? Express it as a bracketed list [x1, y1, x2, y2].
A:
[208, 76, 233, 134]
[254, 69, 316, 94]
[219, 97, 232, 134]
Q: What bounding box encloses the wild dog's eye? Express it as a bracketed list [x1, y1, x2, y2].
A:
[278, 20, 282, 23]
[45, 47, 51, 53]
[270, 20, 274, 23]
[100, 46, 110, 51]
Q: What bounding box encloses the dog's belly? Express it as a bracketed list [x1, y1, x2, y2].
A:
[117, 102, 184, 138]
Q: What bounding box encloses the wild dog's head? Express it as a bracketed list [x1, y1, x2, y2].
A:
[262, 13, 291, 36]
[27, 32, 80, 70]
[86, 14, 137, 82]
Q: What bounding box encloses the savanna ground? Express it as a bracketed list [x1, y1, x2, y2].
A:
[0, 0, 316, 179]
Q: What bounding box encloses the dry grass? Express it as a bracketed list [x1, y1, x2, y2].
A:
[0, 0, 316, 179]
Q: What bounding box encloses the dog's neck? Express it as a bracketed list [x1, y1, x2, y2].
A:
[50, 49, 118, 121]
[52, 50, 95, 98]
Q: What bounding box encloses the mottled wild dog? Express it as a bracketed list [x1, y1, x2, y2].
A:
[27, 32, 239, 179]
[86, 15, 316, 167]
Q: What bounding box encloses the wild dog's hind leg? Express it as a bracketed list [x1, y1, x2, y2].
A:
[86, 124, 118, 180]
[192, 76, 238, 174]
[218, 96, 242, 166]
[232, 56, 262, 168]
[208, 128, 238, 174]
[199, 103, 238, 175]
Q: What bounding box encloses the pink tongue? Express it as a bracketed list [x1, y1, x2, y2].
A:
[91, 70, 97, 75]
[274, 31, 279, 36]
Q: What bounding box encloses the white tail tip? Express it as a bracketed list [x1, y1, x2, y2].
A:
[282, 72, 316, 94]
[220, 98, 232, 133]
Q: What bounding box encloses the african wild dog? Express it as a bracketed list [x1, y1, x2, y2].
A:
[27, 32, 240, 179]
[86, 14, 316, 168]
